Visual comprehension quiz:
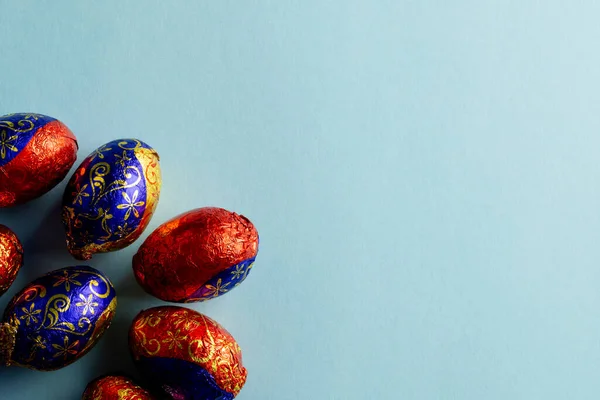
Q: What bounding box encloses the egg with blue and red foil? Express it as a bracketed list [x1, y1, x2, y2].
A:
[82, 374, 156, 400]
[0, 266, 117, 371]
[0, 112, 78, 207]
[62, 138, 161, 260]
[133, 207, 259, 303]
[129, 306, 247, 400]
[0, 224, 23, 297]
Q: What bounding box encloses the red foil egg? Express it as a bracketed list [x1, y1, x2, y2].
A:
[0, 225, 23, 296]
[0, 113, 78, 207]
[133, 207, 259, 303]
[82, 375, 155, 400]
[129, 306, 247, 399]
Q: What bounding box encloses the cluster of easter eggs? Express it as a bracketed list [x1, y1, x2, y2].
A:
[0, 113, 259, 399]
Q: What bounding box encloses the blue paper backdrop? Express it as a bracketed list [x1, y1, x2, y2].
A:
[2, 1, 600, 399]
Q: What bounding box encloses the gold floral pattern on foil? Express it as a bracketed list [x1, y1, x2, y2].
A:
[62, 140, 161, 260]
[130, 307, 247, 396]
[3, 268, 116, 369]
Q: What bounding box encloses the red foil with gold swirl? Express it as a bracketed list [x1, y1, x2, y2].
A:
[0, 225, 23, 296]
[0, 113, 78, 207]
[133, 207, 259, 303]
[82, 375, 155, 400]
[129, 306, 247, 399]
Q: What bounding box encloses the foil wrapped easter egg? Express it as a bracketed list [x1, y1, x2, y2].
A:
[62, 139, 161, 260]
[0, 266, 117, 371]
[0, 225, 23, 296]
[0, 113, 78, 207]
[133, 207, 259, 303]
[129, 306, 247, 400]
[82, 375, 155, 400]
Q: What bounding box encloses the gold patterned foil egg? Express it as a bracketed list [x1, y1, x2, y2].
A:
[82, 374, 156, 400]
[62, 139, 161, 260]
[0, 266, 117, 371]
[129, 306, 247, 399]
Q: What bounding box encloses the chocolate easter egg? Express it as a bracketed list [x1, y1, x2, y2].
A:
[133, 207, 258, 303]
[0, 266, 117, 371]
[0, 113, 78, 207]
[0, 225, 23, 296]
[129, 306, 247, 400]
[82, 375, 155, 400]
[62, 139, 161, 260]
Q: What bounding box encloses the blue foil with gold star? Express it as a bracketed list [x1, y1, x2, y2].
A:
[62, 139, 161, 260]
[1, 266, 117, 371]
[0, 113, 56, 167]
[187, 257, 256, 302]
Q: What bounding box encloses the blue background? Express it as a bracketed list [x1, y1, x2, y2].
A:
[1, 1, 600, 399]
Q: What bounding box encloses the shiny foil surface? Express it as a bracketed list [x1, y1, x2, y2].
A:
[133, 207, 258, 303]
[62, 139, 161, 260]
[0, 225, 23, 296]
[82, 375, 155, 400]
[0, 266, 117, 371]
[0, 113, 78, 207]
[129, 306, 247, 399]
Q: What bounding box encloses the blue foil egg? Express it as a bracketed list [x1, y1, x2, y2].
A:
[0, 266, 117, 371]
[62, 139, 161, 260]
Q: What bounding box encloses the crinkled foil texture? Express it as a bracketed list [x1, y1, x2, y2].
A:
[133, 207, 258, 302]
[2, 266, 117, 371]
[82, 375, 155, 400]
[0, 113, 78, 207]
[0, 225, 23, 296]
[129, 306, 247, 399]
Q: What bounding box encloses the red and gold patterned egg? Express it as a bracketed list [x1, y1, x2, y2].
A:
[128, 306, 247, 400]
[0, 113, 78, 207]
[0, 224, 23, 296]
[82, 375, 155, 400]
[132, 207, 258, 303]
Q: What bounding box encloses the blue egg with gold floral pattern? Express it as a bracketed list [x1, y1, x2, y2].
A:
[62, 139, 161, 260]
[0, 266, 117, 371]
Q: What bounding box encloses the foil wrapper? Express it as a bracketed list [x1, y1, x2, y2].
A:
[0, 113, 78, 207]
[82, 375, 155, 400]
[133, 207, 258, 303]
[129, 306, 247, 399]
[0, 225, 23, 296]
[62, 139, 161, 260]
[0, 266, 117, 371]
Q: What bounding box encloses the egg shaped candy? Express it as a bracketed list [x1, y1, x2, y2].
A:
[0, 225, 23, 296]
[0, 266, 117, 371]
[62, 139, 161, 260]
[129, 306, 247, 400]
[0, 113, 78, 207]
[133, 207, 258, 303]
[82, 374, 156, 400]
